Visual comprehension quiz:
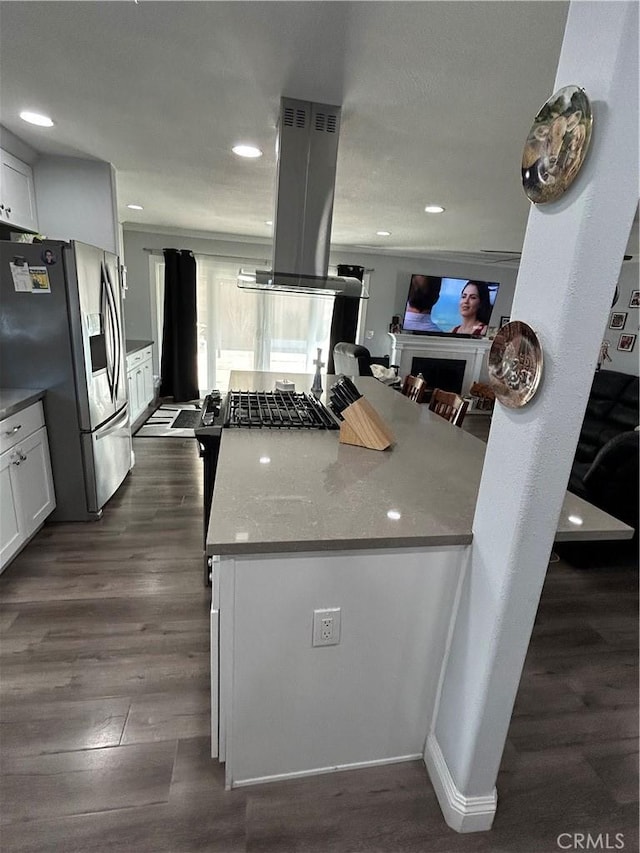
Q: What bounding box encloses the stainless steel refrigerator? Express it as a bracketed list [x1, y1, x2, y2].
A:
[0, 239, 132, 521]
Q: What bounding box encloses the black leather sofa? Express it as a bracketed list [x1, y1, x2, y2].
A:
[568, 369, 639, 540]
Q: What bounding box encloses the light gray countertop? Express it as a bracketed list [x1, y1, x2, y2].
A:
[126, 339, 154, 355]
[206, 371, 633, 556]
[0, 388, 46, 421]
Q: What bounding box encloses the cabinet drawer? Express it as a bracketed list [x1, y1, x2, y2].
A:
[126, 346, 152, 371]
[126, 351, 145, 370]
[0, 402, 44, 455]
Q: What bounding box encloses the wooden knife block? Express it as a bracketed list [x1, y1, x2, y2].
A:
[339, 397, 395, 451]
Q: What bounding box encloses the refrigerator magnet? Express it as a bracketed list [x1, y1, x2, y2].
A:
[41, 248, 57, 265]
[29, 265, 52, 293]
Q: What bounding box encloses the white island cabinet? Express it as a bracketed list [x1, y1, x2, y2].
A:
[0, 393, 55, 572]
[207, 372, 634, 792]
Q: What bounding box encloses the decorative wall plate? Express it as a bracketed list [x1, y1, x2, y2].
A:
[521, 85, 593, 204]
[488, 321, 543, 408]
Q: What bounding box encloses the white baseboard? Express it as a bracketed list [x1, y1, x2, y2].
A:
[229, 753, 422, 789]
[424, 733, 497, 833]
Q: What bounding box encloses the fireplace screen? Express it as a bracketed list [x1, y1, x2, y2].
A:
[411, 357, 466, 394]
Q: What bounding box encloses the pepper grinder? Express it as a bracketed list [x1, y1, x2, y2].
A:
[311, 348, 324, 396]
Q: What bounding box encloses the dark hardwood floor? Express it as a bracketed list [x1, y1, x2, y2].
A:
[1, 437, 637, 852]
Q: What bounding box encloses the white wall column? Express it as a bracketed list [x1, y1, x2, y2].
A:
[425, 1, 638, 833]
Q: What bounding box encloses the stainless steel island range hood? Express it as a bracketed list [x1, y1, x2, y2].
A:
[238, 97, 367, 299]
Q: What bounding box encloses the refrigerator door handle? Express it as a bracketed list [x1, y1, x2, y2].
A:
[101, 263, 115, 400]
[103, 265, 120, 402]
[106, 263, 124, 403]
[93, 403, 130, 438]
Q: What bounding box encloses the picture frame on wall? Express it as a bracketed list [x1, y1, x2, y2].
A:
[617, 333, 636, 352]
[499, 316, 511, 328]
[609, 312, 627, 330]
[629, 290, 640, 308]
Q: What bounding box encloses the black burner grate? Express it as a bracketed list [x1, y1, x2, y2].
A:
[225, 391, 338, 430]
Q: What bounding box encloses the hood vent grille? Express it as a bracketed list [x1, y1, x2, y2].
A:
[315, 112, 338, 133]
[284, 105, 307, 128]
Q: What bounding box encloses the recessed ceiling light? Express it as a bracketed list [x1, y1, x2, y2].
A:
[387, 509, 402, 520]
[127, 204, 144, 210]
[232, 144, 262, 159]
[265, 220, 273, 226]
[376, 230, 391, 237]
[424, 205, 445, 214]
[20, 110, 54, 127]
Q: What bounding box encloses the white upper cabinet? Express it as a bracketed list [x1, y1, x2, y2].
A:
[0, 149, 39, 233]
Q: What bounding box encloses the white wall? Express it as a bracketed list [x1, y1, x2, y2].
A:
[603, 260, 639, 375]
[121, 228, 272, 346]
[122, 226, 520, 359]
[123, 225, 638, 383]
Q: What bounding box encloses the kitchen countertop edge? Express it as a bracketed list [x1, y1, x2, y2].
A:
[126, 339, 154, 355]
[0, 388, 46, 420]
[207, 532, 474, 557]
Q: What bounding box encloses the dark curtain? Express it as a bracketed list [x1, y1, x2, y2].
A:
[159, 248, 199, 401]
[327, 264, 364, 374]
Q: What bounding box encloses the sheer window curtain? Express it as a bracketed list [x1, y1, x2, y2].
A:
[152, 254, 335, 394]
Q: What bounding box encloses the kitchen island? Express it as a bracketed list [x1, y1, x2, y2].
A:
[206, 371, 632, 790]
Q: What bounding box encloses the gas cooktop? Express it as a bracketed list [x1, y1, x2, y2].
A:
[225, 390, 338, 430]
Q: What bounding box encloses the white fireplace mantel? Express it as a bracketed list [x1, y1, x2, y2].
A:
[388, 333, 491, 397]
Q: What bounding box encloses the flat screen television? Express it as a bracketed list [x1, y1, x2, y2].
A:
[401, 275, 500, 337]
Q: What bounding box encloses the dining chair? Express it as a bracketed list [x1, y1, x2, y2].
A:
[428, 388, 469, 427]
[401, 374, 427, 404]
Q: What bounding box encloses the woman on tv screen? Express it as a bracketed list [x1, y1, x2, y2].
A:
[452, 281, 492, 336]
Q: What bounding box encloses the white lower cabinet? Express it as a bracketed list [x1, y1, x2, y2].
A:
[126, 345, 155, 424]
[0, 403, 55, 572]
[0, 453, 22, 567]
[143, 360, 154, 407]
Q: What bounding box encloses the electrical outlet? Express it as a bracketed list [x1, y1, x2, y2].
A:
[312, 608, 341, 647]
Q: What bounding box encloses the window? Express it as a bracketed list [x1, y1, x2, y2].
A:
[152, 254, 335, 394]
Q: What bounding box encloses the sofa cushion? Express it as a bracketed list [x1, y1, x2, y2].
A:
[570, 371, 639, 509]
[607, 401, 639, 432]
[589, 369, 632, 402]
[568, 462, 590, 498]
[585, 396, 616, 420]
[579, 418, 611, 452]
[582, 431, 640, 530]
[575, 439, 599, 463]
[620, 375, 639, 403]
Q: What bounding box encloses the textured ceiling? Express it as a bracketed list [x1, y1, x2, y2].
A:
[6, 1, 629, 259]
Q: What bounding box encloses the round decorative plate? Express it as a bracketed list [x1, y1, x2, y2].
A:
[521, 85, 593, 204]
[488, 321, 543, 408]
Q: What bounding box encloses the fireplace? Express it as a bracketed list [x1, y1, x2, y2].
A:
[411, 357, 466, 394]
[387, 333, 491, 397]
